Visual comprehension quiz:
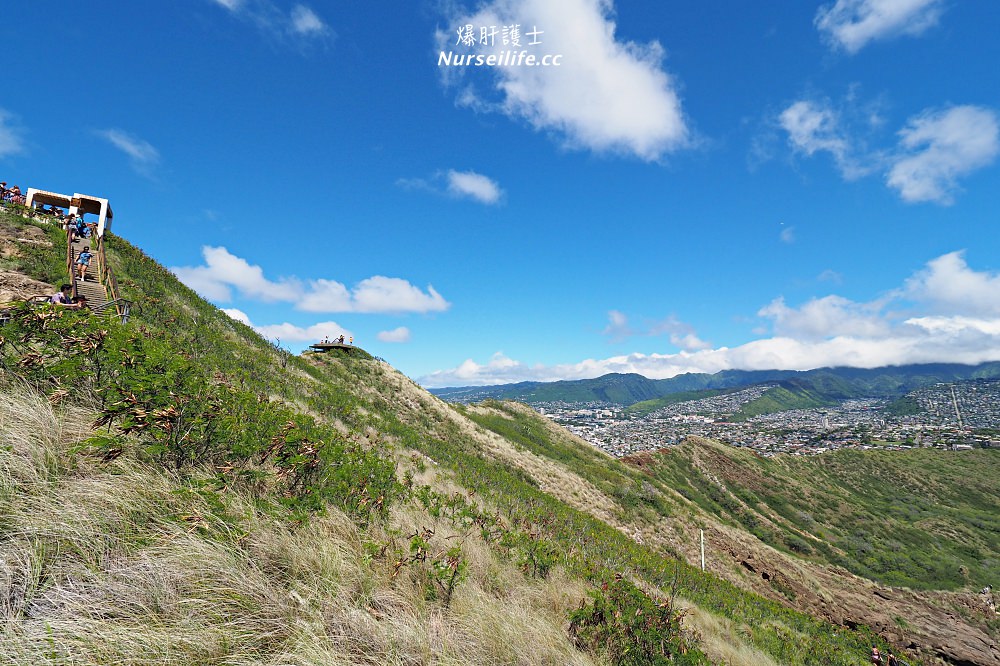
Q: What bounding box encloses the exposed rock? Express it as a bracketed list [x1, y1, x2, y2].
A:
[0, 269, 53, 303]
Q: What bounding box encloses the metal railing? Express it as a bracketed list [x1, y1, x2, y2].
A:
[92, 298, 134, 325]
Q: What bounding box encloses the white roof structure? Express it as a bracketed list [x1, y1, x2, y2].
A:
[24, 188, 115, 237]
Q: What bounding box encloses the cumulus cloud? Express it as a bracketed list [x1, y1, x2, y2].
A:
[255, 320, 350, 343]
[422, 251, 1000, 387]
[757, 294, 891, 340]
[886, 105, 1000, 205]
[778, 99, 998, 204]
[344, 277, 449, 314]
[398, 169, 504, 205]
[815, 0, 946, 54]
[447, 170, 503, 204]
[904, 251, 1000, 317]
[0, 109, 25, 158]
[439, 0, 688, 160]
[377, 327, 412, 343]
[96, 128, 160, 176]
[603, 311, 710, 351]
[173, 246, 450, 314]
[778, 99, 871, 179]
[173, 246, 300, 302]
[222, 308, 350, 343]
[222, 308, 252, 325]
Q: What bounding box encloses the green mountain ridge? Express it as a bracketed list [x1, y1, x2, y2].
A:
[434, 364, 1000, 419]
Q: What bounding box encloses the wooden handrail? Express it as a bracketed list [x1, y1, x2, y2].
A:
[65, 226, 79, 299]
[95, 234, 125, 320]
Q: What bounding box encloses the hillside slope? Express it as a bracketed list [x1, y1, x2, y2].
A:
[2, 210, 997, 664]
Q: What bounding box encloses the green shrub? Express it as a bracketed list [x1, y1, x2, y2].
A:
[569, 576, 707, 665]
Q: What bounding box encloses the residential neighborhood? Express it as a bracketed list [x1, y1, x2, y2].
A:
[535, 380, 1000, 457]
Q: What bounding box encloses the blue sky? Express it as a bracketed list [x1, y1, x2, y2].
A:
[3, 0, 1000, 387]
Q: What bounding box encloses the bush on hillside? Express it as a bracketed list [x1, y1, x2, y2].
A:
[0, 301, 402, 521]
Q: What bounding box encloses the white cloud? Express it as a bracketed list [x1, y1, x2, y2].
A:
[757, 294, 891, 340]
[603, 311, 710, 351]
[422, 252, 1000, 387]
[904, 251, 1000, 317]
[255, 320, 351, 343]
[399, 169, 504, 205]
[817, 269, 844, 284]
[172, 246, 300, 303]
[208, 0, 330, 42]
[778, 99, 871, 179]
[815, 0, 946, 54]
[602, 310, 633, 340]
[377, 327, 412, 343]
[172, 246, 450, 314]
[297, 276, 450, 314]
[290, 5, 328, 36]
[439, 0, 688, 160]
[648, 316, 712, 351]
[886, 105, 1000, 205]
[779, 99, 998, 204]
[222, 308, 350, 343]
[0, 109, 25, 158]
[223, 308, 252, 325]
[447, 170, 503, 204]
[349, 277, 449, 314]
[780, 101, 847, 158]
[96, 128, 160, 175]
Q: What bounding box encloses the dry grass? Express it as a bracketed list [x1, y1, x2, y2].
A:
[0, 386, 598, 665]
[679, 598, 780, 666]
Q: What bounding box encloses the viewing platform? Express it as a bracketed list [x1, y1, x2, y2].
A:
[307, 342, 370, 357]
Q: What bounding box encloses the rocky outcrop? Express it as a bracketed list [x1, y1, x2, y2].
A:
[0, 269, 53, 304]
[706, 524, 1000, 665]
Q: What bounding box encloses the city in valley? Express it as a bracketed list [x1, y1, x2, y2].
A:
[533, 380, 1000, 457]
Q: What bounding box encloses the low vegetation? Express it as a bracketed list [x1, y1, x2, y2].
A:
[646, 438, 1000, 591]
[0, 210, 942, 663]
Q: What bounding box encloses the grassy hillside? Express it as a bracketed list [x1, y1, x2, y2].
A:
[6, 210, 993, 664]
[645, 439, 1000, 592]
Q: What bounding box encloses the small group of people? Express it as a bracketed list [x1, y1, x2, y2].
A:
[39, 204, 67, 219]
[50, 284, 88, 310]
[871, 645, 900, 665]
[321, 334, 353, 345]
[0, 181, 25, 205]
[68, 212, 97, 239]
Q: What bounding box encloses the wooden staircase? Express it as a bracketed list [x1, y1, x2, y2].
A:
[69, 233, 107, 310]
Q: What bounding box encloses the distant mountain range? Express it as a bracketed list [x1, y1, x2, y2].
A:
[430, 362, 1000, 415]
